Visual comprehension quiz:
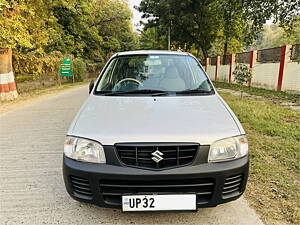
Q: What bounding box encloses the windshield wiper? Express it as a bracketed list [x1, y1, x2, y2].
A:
[98, 89, 169, 96]
[176, 89, 213, 95]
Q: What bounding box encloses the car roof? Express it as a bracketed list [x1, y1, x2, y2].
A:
[116, 50, 190, 56]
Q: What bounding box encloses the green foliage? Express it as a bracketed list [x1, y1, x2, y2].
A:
[139, 27, 167, 50]
[72, 58, 87, 82]
[251, 22, 300, 50]
[233, 64, 252, 86]
[137, 0, 300, 57]
[0, 0, 138, 84]
[14, 75, 34, 83]
[13, 51, 63, 83]
[85, 62, 104, 78]
[138, 0, 220, 56]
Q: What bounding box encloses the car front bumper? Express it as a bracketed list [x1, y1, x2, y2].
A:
[63, 154, 249, 209]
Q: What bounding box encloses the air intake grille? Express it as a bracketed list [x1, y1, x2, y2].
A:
[70, 176, 93, 199]
[100, 178, 215, 206]
[116, 144, 198, 170]
[222, 174, 243, 198]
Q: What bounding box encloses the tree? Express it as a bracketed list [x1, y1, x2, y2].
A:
[139, 27, 167, 50]
[0, 0, 137, 61]
[137, 0, 220, 58]
[250, 19, 300, 50]
[137, 0, 300, 58]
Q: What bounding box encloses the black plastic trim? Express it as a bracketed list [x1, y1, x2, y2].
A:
[63, 153, 249, 210]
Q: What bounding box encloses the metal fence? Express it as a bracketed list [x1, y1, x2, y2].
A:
[210, 57, 217, 65]
[220, 55, 230, 65]
[257, 47, 281, 63]
[291, 44, 300, 61]
[207, 44, 299, 65]
[236, 52, 250, 64]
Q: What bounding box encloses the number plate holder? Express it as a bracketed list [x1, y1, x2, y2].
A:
[122, 194, 196, 212]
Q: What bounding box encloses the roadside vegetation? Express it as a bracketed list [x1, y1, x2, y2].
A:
[214, 81, 300, 104]
[137, 0, 299, 58]
[219, 90, 300, 225]
[0, 0, 137, 93]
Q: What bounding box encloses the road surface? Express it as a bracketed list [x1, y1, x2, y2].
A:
[0, 86, 264, 225]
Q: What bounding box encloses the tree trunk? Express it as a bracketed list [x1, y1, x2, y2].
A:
[201, 47, 208, 60]
[0, 48, 18, 101]
[223, 41, 228, 64]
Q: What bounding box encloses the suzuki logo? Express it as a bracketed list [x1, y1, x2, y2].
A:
[151, 150, 164, 163]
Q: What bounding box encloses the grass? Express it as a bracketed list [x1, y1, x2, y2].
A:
[214, 81, 300, 104]
[219, 91, 300, 225]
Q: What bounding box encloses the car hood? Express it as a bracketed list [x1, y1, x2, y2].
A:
[69, 94, 242, 145]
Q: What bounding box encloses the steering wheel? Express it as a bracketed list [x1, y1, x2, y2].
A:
[113, 78, 143, 91]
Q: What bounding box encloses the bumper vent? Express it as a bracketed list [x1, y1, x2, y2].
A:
[100, 178, 215, 206]
[222, 174, 243, 198]
[116, 144, 198, 170]
[70, 176, 93, 199]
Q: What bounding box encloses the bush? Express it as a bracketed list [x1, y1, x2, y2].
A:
[233, 63, 252, 86]
[13, 51, 63, 84]
[86, 62, 104, 78]
[233, 63, 253, 98]
[72, 58, 87, 81]
[15, 75, 34, 83]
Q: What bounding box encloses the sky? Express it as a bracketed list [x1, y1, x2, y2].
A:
[128, 0, 143, 31]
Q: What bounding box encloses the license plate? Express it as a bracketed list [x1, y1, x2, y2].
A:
[122, 194, 196, 212]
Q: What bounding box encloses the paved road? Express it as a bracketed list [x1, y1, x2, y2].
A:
[0, 86, 264, 225]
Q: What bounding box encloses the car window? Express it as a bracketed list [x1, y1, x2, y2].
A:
[95, 54, 212, 93]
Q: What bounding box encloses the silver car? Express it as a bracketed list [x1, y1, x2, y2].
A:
[63, 50, 249, 212]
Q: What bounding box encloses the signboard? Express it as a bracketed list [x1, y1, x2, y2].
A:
[60, 58, 73, 77]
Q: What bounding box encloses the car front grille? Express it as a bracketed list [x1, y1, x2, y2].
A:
[115, 143, 199, 170]
[99, 178, 215, 206]
[70, 176, 93, 199]
[222, 174, 244, 198]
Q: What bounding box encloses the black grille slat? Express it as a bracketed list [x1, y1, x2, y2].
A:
[224, 178, 242, 185]
[100, 183, 214, 188]
[137, 157, 152, 161]
[70, 176, 93, 199]
[222, 187, 240, 194]
[72, 184, 92, 191]
[178, 155, 194, 159]
[225, 174, 242, 181]
[71, 179, 90, 187]
[100, 178, 215, 206]
[222, 174, 244, 198]
[223, 182, 241, 190]
[116, 144, 198, 170]
[71, 176, 89, 182]
[120, 156, 136, 160]
[180, 149, 197, 152]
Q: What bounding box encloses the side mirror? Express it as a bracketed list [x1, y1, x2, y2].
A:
[89, 80, 95, 94]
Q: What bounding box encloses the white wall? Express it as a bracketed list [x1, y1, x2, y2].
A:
[252, 63, 280, 90]
[218, 65, 230, 82]
[282, 62, 300, 93]
[206, 61, 300, 93]
[207, 65, 216, 81]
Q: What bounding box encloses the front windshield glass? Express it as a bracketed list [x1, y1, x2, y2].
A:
[95, 54, 213, 94]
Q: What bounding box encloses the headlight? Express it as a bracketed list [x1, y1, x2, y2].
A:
[208, 135, 248, 162]
[64, 136, 106, 163]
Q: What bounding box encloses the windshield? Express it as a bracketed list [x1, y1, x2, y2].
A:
[95, 54, 213, 95]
